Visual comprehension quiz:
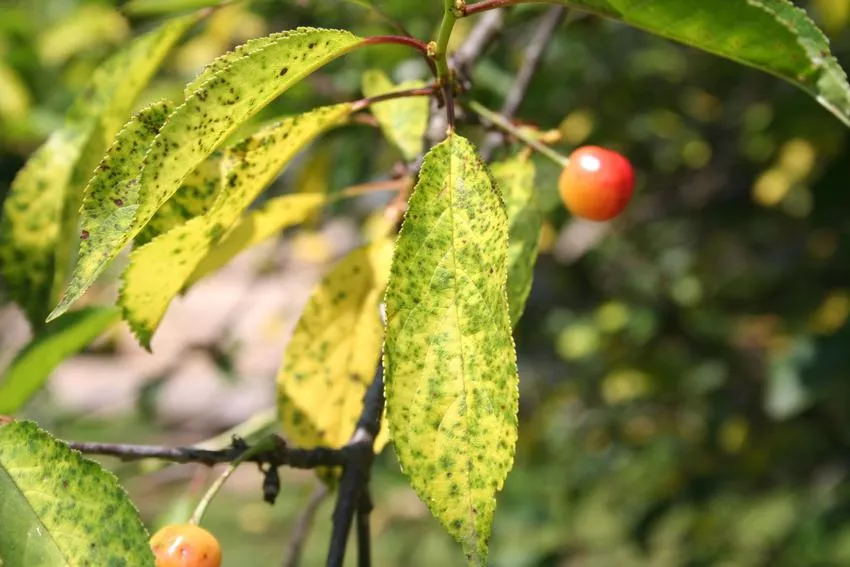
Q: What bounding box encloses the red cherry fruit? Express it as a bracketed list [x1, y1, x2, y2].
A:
[558, 146, 635, 221]
[150, 524, 221, 567]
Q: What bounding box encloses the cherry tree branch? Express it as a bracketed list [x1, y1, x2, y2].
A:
[67, 437, 347, 469]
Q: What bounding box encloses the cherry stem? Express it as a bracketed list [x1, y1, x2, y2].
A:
[351, 84, 440, 112]
[189, 436, 276, 525]
[363, 35, 437, 76]
[467, 100, 570, 167]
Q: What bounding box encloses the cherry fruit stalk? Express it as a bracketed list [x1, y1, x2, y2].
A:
[559, 146, 635, 221]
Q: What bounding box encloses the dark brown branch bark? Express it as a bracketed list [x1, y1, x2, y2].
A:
[68, 437, 347, 469]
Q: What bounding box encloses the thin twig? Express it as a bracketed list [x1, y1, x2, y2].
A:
[502, 7, 567, 118]
[452, 9, 505, 82]
[481, 6, 567, 160]
[283, 483, 330, 567]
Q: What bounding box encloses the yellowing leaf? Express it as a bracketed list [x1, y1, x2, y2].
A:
[53, 28, 363, 326]
[361, 69, 428, 160]
[1, 14, 196, 329]
[0, 420, 153, 566]
[277, 238, 394, 453]
[187, 193, 327, 287]
[490, 155, 541, 326]
[120, 104, 352, 348]
[383, 134, 518, 566]
[48, 100, 174, 322]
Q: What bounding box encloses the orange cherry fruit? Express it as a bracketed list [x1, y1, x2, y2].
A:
[558, 146, 635, 221]
[149, 524, 221, 567]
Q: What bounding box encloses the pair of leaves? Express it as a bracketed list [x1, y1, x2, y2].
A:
[0, 13, 199, 330]
[119, 104, 352, 347]
[384, 134, 539, 565]
[542, 0, 850, 127]
[0, 420, 153, 567]
[50, 28, 365, 328]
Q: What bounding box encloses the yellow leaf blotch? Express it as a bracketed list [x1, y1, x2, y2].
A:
[278, 238, 394, 453]
[119, 104, 351, 348]
[383, 134, 519, 565]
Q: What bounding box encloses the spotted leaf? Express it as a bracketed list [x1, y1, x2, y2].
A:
[383, 134, 518, 566]
[48, 100, 173, 322]
[0, 420, 153, 566]
[119, 104, 352, 348]
[278, 238, 394, 453]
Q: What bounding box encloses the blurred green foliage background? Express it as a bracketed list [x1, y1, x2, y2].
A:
[3, 0, 850, 565]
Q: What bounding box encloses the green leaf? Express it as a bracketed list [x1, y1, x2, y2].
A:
[0, 307, 120, 415]
[119, 104, 353, 348]
[383, 134, 519, 566]
[490, 155, 540, 326]
[277, 238, 394, 453]
[48, 100, 174, 322]
[135, 154, 224, 248]
[0, 14, 196, 329]
[0, 420, 154, 567]
[543, 0, 850, 126]
[186, 192, 327, 287]
[53, 28, 363, 326]
[361, 69, 429, 160]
